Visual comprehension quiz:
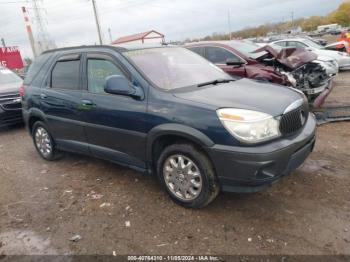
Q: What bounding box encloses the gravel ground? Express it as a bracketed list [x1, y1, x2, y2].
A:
[0, 73, 349, 256]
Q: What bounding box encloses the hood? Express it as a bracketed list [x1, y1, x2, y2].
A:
[173, 78, 304, 116]
[0, 80, 22, 94]
[316, 55, 335, 62]
[325, 40, 349, 50]
[253, 45, 317, 69]
[314, 49, 342, 59]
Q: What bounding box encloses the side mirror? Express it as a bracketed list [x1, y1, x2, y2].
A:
[226, 59, 245, 66]
[104, 75, 143, 99]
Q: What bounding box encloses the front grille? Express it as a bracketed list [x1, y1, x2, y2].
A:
[280, 107, 307, 135]
[0, 110, 22, 124]
[0, 93, 20, 104]
[2, 102, 21, 110]
[0, 93, 21, 111]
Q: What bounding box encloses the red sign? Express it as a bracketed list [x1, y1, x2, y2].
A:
[0, 46, 24, 69]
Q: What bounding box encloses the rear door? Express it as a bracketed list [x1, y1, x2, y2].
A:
[204, 46, 247, 77]
[40, 53, 89, 154]
[81, 52, 147, 169]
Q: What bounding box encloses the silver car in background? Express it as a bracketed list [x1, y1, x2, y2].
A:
[0, 66, 23, 127]
[272, 38, 350, 71]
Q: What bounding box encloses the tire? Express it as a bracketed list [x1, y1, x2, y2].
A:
[157, 143, 220, 208]
[32, 121, 61, 161]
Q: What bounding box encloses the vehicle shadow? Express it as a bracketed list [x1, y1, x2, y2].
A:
[0, 123, 25, 134]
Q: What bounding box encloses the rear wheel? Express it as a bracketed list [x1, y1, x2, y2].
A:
[32, 121, 60, 161]
[157, 143, 220, 208]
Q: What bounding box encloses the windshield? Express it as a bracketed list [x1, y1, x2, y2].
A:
[123, 47, 230, 90]
[228, 40, 267, 59]
[0, 67, 22, 85]
[302, 39, 323, 49]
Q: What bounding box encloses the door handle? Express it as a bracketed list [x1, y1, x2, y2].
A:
[40, 93, 47, 99]
[78, 99, 96, 111]
[81, 100, 95, 106]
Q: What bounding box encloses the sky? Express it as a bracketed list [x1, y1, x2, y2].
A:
[0, 0, 344, 58]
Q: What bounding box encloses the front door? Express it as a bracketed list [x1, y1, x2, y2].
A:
[81, 53, 148, 169]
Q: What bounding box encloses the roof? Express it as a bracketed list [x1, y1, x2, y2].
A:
[112, 30, 164, 45]
[40, 44, 177, 56]
[272, 38, 307, 42]
[42, 45, 126, 54]
[184, 40, 247, 46]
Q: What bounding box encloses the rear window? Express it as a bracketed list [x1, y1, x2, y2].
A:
[51, 60, 80, 90]
[23, 53, 52, 85]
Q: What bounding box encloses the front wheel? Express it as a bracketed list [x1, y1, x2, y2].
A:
[157, 143, 220, 208]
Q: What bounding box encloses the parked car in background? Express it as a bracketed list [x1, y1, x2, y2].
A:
[0, 65, 23, 127]
[185, 41, 334, 107]
[308, 37, 328, 46]
[272, 38, 350, 70]
[22, 45, 316, 208]
[185, 41, 288, 85]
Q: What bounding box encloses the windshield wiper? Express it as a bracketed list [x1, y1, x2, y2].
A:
[197, 78, 235, 87]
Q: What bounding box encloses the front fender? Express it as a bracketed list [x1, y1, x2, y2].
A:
[146, 123, 214, 163]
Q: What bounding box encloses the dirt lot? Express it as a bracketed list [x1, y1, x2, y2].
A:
[0, 73, 350, 256]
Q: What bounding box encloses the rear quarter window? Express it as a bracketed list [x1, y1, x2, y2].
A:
[23, 53, 53, 85]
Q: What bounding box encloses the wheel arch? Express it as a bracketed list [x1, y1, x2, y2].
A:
[146, 124, 214, 170]
[26, 108, 47, 134]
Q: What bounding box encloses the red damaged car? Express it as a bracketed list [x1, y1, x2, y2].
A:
[185, 40, 333, 108]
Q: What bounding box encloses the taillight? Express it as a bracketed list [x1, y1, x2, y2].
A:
[19, 85, 25, 98]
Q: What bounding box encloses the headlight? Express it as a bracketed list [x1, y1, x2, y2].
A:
[285, 73, 297, 87]
[338, 52, 348, 57]
[217, 108, 281, 144]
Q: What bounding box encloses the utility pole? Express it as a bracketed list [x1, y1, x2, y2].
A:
[21, 6, 37, 57]
[30, 0, 55, 52]
[108, 28, 113, 43]
[291, 11, 294, 28]
[1, 38, 5, 47]
[228, 10, 232, 40]
[92, 0, 103, 45]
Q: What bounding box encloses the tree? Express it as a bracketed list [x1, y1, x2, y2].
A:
[327, 2, 350, 26]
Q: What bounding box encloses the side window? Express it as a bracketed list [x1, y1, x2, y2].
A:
[274, 41, 287, 47]
[287, 41, 307, 48]
[51, 60, 80, 90]
[188, 47, 204, 57]
[87, 59, 126, 94]
[205, 46, 242, 64]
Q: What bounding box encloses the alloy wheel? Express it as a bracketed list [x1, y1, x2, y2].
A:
[35, 127, 52, 158]
[163, 154, 203, 201]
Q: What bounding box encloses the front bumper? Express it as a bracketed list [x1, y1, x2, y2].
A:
[312, 78, 334, 108]
[337, 56, 350, 70]
[206, 114, 316, 193]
